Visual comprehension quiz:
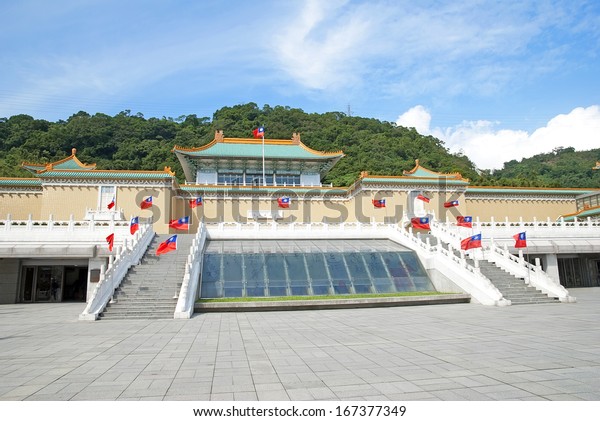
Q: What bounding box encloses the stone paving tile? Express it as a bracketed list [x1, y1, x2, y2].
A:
[2, 288, 600, 402]
[234, 391, 258, 400]
[210, 392, 234, 401]
[256, 390, 290, 400]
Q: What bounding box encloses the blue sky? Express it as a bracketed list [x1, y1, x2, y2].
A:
[1, 0, 599, 169]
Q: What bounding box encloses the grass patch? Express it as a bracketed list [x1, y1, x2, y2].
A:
[198, 291, 447, 303]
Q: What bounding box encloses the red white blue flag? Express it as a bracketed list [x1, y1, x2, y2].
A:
[444, 200, 459, 208]
[169, 216, 190, 230]
[278, 197, 290, 208]
[457, 216, 473, 228]
[130, 216, 139, 235]
[461, 233, 482, 250]
[107, 197, 115, 210]
[140, 196, 153, 209]
[372, 199, 386, 208]
[411, 217, 430, 230]
[253, 127, 265, 138]
[189, 197, 202, 208]
[513, 232, 527, 248]
[156, 235, 177, 256]
[416, 194, 430, 203]
[106, 233, 114, 252]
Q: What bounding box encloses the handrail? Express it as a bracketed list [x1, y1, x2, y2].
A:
[79, 224, 154, 320]
[486, 242, 575, 302]
[174, 223, 208, 319]
[401, 221, 507, 306]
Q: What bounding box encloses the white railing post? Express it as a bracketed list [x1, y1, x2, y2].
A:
[519, 250, 525, 265]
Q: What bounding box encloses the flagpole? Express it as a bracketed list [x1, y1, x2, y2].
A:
[190, 198, 193, 233]
[526, 233, 531, 285]
[262, 133, 266, 187]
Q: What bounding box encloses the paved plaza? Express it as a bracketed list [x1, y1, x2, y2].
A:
[1, 289, 599, 401]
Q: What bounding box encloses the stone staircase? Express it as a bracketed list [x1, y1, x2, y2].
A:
[476, 260, 559, 305]
[100, 234, 194, 320]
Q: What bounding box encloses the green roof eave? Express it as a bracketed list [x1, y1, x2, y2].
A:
[361, 177, 468, 186]
[466, 187, 597, 195]
[37, 171, 174, 180]
[175, 143, 342, 160]
[562, 207, 600, 221]
[0, 178, 42, 187]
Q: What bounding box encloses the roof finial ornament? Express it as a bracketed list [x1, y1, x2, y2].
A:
[415, 159, 420, 166]
[215, 130, 224, 142]
[292, 132, 301, 144]
[72, 148, 77, 156]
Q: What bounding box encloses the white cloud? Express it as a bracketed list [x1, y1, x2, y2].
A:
[272, 0, 372, 90]
[396, 105, 600, 170]
[396, 105, 431, 135]
[269, 0, 586, 97]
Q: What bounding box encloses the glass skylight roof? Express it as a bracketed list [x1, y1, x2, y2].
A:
[200, 240, 436, 298]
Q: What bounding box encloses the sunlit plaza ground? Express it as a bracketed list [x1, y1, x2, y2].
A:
[1, 288, 599, 401]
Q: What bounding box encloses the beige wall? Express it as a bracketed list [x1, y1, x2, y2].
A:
[0, 184, 177, 233]
[0, 182, 583, 232]
[40, 185, 97, 220]
[465, 198, 577, 221]
[0, 192, 42, 220]
[115, 186, 175, 234]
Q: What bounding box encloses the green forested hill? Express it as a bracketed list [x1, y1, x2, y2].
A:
[481, 147, 600, 188]
[1, 103, 598, 188]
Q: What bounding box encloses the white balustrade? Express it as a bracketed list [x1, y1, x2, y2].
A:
[79, 223, 155, 321]
[174, 223, 207, 319]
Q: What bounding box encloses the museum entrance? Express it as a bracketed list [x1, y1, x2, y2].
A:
[19, 265, 88, 303]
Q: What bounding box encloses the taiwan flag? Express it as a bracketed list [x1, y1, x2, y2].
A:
[140, 196, 153, 209]
[457, 216, 473, 228]
[106, 233, 114, 252]
[253, 126, 265, 138]
[169, 216, 190, 230]
[140, 196, 152, 209]
[372, 199, 386, 208]
[416, 194, 430, 203]
[156, 235, 177, 256]
[107, 197, 115, 210]
[189, 197, 202, 208]
[460, 233, 482, 250]
[130, 216, 139, 235]
[277, 197, 290, 208]
[411, 217, 430, 230]
[444, 200, 459, 208]
[513, 232, 527, 248]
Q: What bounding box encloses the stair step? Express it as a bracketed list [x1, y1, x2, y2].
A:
[475, 259, 556, 305]
[100, 233, 196, 320]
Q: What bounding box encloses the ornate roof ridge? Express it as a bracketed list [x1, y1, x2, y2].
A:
[21, 148, 96, 174]
[402, 159, 468, 181]
[172, 131, 343, 157]
[172, 139, 218, 153]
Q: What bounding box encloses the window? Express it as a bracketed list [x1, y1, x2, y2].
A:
[217, 173, 243, 185]
[99, 186, 116, 210]
[245, 173, 273, 186]
[275, 174, 300, 186]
